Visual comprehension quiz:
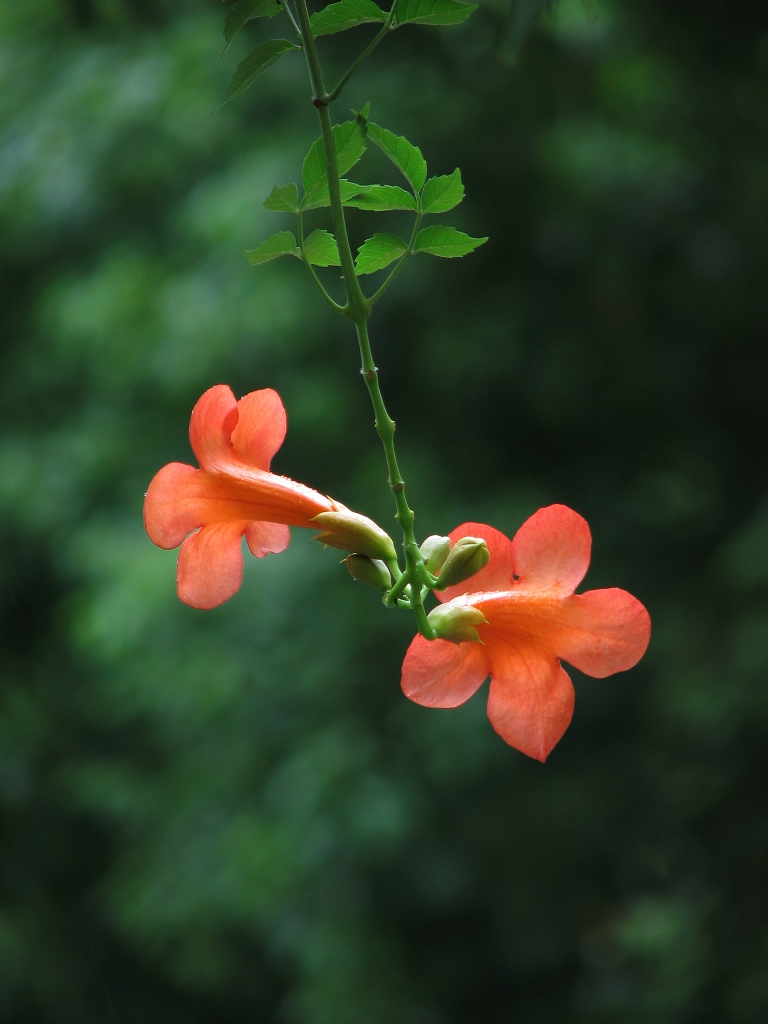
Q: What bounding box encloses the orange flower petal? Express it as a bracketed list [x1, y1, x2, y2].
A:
[145, 384, 386, 608]
[189, 385, 239, 471]
[555, 588, 651, 677]
[510, 504, 591, 596]
[401, 634, 489, 708]
[245, 521, 291, 558]
[485, 641, 575, 761]
[230, 388, 287, 471]
[177, 521, 246, 609]
[438, 522, 516, 603]
[144, 462, 202, 548]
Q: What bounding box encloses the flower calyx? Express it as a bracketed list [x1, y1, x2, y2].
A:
[343, 554, 392, 591]
[433, 536, 490, 591]
[427, 602, 488, 645]
[313, 509, 397, 562]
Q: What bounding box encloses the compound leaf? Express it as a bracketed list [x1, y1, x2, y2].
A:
[223, 0, 282, 49]
[310, 0, 387, 37]
[413, 224, 487, 257]
[301, 179, 364, 211]
[301, 137, 327, 196]
[421, 168, 464, 213]
[334, 118, 368, 177]
[359, 115, 427, 194]
[344, 184, 417, 211]
[264, 183, 299, 213]
[224, 40, 300, 102]
[355, 233, 407, 274]
[302, 117, 367, 200]
[303, 229, 342, 267]
[393, 0, 477, 27]
[245, 230, 297, 265]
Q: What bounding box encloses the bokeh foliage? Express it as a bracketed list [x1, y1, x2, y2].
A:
[1, 1, 768, 1021]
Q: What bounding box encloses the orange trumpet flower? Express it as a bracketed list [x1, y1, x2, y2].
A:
[145, 385, 394, 609]
[401, 505, 650, 761]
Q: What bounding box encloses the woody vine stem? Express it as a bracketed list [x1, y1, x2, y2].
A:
[293, 0, 436, 638]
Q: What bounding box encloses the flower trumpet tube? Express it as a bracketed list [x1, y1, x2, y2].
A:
[401, 505, 651, 761]
[144, 385, 395, 609]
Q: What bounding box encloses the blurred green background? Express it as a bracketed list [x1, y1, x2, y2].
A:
[1, 1, 767, 1021]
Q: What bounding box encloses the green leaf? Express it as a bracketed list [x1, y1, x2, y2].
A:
[331, 119, 368, 178]
[223, 0, 281, 49]
[224, 40, 300, 103]
[301, 118, 367, 204]
[263, 183, 299, 213]
[301, 179, 364, 212]
[421, 169, 464, 213]
[393, 0, 477, 27]
[301, 138, 327, 197]
[413, 225, 487, 257]
[359, 115, 428, 194]
[303, 229, 342, 267]
[310, 0, 386, 37]
[245, 230, 298, 265]
[343, 184, 417, 211]
[355, 234, 407, 274]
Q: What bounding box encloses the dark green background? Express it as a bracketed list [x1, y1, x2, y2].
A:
[1, 1, 767, 1021]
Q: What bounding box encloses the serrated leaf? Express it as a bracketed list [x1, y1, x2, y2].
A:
[303, 229, 342, 267]
[355, 234, 407, 274]
[301, 138, 327, 197]
[334, 119, 368, 175]
[359, 115, 427, 194]
[421, 169, 464, 214]
[393, 0, 477, 27]
[224, 40, 300, 103]
[310, 0, 386, 37]
[301, 179, 364, 212]
[343, 184, 417, 211]
[223, 0, 281, 49]
[301, 118, 367, 203]
[264, 183, 299, 213]
[413, 225, 487, 257]
[245, 230, 297, 265]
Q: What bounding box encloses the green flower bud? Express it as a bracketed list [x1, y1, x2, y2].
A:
[342, 554, 392, 591]
[434, 537, 490, 590]
[312, 509, 397, 562]
[419, 535, 452, 574]
[427, 602, 488, 645]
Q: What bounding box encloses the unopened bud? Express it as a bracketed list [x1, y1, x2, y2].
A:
[342, 554, 392, 591]
[419, 535, 451, 575]
[434, 537, 490, 590]
[427, 602, 488, 645]
[313, 509, 397, 562]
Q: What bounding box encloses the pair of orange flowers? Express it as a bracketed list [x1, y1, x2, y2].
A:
[145, 385, 650, 761]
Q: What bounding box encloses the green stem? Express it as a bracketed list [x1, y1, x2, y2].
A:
[279, 0, 302, 38]
[295, 1, 362, 308]
[295, 0, 435, 639]
[326, 1, 401, 102]
[298, 211, 346, 312]
[369, 209, 423, 306]
[353, 320, 434, 638]
[295, 0, 329, 104]
[385, 569, 412, 606]
[302, 258, 346, 313]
